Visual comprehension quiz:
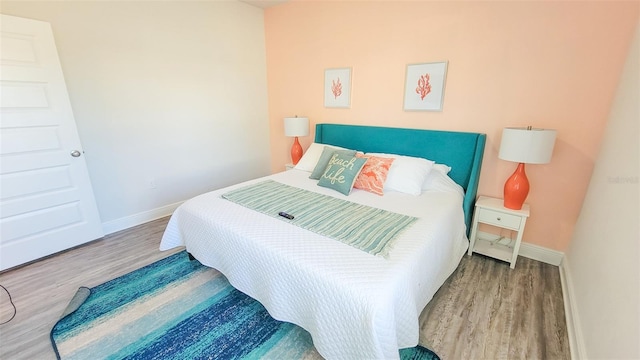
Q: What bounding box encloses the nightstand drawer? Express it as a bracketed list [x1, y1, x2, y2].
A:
[477, 209, 521, 230]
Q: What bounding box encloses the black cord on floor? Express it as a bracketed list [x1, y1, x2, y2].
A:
[0, 284, 16, 325]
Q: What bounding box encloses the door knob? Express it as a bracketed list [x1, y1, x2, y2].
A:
[70, 150, 82, 157]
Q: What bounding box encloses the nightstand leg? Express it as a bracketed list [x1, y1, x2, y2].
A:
[509, 222, 526, 268]
[467, 212, 480, 256]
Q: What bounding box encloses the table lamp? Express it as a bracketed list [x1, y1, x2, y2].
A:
[498, 126, 556, 210]
[284, 116, 309, 165]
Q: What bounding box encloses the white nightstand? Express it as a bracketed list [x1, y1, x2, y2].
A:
[467, 196, 530, 269]
[285, 163, 295, 171]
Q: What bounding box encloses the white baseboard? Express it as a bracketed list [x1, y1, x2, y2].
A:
[559, 256, 586, 360]
[519, 241, 564, 266]
[101, 201, 184, 235]
[476, 231, 564, 266]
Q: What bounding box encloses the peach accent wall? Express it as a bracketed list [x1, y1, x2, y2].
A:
[264, 1, 638, 252]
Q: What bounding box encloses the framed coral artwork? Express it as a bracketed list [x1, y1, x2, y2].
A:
[324, 67, 352, 108]
[403, 61, 448, 111]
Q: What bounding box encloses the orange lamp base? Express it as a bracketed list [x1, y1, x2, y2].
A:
[290, 137, 303, 165]
[503, 163, 529, 210]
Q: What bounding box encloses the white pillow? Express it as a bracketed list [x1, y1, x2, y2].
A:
[433, 163, 451, 175]
[295, 143, 348, 172]
[422, 166, 464, 197]
[367, 153, 435, 195]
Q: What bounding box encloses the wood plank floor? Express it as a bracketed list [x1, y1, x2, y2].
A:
[0, 217, 570, 359]
[419, 252, 570, 359]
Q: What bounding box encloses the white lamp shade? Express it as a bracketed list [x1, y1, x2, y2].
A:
[284, 117, 309, 137]
[498, 127, 557, 164]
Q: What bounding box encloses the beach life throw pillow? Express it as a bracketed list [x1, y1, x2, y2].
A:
[317, 153, 367, 195]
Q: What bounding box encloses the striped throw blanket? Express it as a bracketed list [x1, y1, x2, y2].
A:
[221, 180, 418, 258]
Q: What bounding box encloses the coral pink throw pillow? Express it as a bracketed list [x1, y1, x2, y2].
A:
[353, 154, 395, 195]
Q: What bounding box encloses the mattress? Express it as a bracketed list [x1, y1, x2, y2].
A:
[160, 169, 468, 359]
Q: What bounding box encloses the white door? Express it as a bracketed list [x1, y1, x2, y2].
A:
[0, 14, 104, 271]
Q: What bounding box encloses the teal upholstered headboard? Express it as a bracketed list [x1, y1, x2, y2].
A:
[314, 124, 486, 235]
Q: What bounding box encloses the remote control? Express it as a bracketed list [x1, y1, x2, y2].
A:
[278, 212, 294, 220]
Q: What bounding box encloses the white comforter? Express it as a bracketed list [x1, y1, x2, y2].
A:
[160, 169, 468, 359]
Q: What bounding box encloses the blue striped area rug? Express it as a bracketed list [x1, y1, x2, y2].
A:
[51, 251, 440, 360]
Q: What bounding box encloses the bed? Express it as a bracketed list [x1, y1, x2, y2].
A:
[160, 124, 486, 359]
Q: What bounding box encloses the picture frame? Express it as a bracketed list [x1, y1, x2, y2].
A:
[403, 61, 448, 111]
[324, 67, 352, 108]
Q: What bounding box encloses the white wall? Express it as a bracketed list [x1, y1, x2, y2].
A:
[1, 1, 271, 232]
[563, 23, 639, 359]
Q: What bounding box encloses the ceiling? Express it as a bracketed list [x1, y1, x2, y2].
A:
[239, 0, 289, 9]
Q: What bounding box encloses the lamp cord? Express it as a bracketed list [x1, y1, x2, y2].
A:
[490, 230, 515, 247]
[0, 284, 16, 325]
